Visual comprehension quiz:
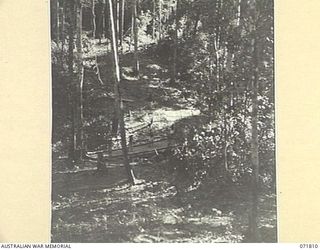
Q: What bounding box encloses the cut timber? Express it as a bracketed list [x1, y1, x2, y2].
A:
[86, 138, 177, 160]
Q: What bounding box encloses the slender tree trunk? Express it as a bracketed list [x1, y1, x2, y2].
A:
[101, 0, 106, 39]
[130, 11, 134, 52]
[132, 0, 139, 77]
[152, 0, 156, 40]
[107, 0, 136, 185]
[213, 34, 220, 90]
[247, 0, 261, 239]
[237, 0, 242, 27]
[97, 3, 103, 42]
[120, 0, 125, 52]
[74, 0, 84, 161]
[68, 0, 75, 74]
[116, 0, 120, 44]
[223, 108, 229, 172]
[106, 1, 111, 51]
[60, 0, 66, 59]
[104, 0, 109, 39]
[171, 0, 179, 84]
[158, 0, 162, 41]
[68, 0, 75, 162]
[92, 0, 104, 85]
[248, 36, 260, 242]
[56, 0, 60, 45]
[92, 0, 97, 39]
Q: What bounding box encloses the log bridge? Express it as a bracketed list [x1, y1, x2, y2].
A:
[86, 136, 177, 162]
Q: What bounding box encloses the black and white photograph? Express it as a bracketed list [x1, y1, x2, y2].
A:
[51, 0, 276, 243]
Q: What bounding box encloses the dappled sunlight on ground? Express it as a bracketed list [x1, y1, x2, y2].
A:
[52, 162, 276, 243]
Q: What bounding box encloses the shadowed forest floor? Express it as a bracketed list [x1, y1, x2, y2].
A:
[52, 160, 277, 243]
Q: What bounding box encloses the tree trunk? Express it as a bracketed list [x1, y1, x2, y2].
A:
[74, 0, 84, 162]
[152, 0, 156, 40]
[120, 0, 125, 52]
[92, 0, 104, 86]
[171, 0, 179, 84]
[104, 0, 109, 39]
[68, 0, 75, 74]
[67, 0, 75, 162]
[130, 10, 134, 52]
[158, 0, 162, 41]
[107, 0, 136, 185]
[92, 0, 97, 38]
[236, 0, 242, 27]
[60, 0, 66, 59]
[106, 1, 111, 51]
[247, 0, 261, 239]
[248, 36, 260, 242]
[116, 0, 120, 43]
[132, 0, 139, 77]
[56, 0, 60, 45]
[101, 0, 106, 39]
[213, 33, 220, 90]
